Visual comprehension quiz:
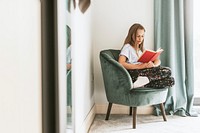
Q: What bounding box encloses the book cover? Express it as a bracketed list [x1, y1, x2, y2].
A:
[137, 48, 163, 63]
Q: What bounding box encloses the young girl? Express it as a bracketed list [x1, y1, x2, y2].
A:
[118, 23, 175, 88]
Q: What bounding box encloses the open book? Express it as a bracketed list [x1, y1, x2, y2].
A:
[137, 48, 163, 63]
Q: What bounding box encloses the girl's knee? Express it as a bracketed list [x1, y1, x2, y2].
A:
[162, 67, 172, 76]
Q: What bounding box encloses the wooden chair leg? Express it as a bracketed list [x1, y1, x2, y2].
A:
[160, 103, 167, 121]
[129, 107, 132, 115]
[105, 103, 112, 120]
[132, 107, 137, 129]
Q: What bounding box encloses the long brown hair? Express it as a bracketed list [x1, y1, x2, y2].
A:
[123, 23, 145, 52]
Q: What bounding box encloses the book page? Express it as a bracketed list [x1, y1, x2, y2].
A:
[150, 48, 163, 61]
[156, 48, 163, 52]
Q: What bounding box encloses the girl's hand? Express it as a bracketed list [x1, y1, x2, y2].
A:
[139, 63, 148, 69]
[146, 61, 155, 68]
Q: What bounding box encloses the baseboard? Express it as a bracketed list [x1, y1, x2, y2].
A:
[78, 104, 96, 133]
[95, 103, 154, 114]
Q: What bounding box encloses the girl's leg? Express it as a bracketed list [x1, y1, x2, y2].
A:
[128, 66, 171, 82]
[128, 66, 174, 88]
[128, 69, 149, 88]
[128, 69, 140, 82]
[145, 77, 175, 88]
[138, 66, 172, 81]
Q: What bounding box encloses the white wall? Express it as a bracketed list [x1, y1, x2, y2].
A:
[0, 0, 154, 132]
[92, 0, 154, 105]
[0, 1, 41, 133]
[71, 3, 95, 133]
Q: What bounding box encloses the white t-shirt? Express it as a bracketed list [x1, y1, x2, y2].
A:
[119, 44, 143, 64]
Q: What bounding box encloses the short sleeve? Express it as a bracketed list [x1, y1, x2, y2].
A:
[119, 44, 141, 64]
[119, 44, 129, 58]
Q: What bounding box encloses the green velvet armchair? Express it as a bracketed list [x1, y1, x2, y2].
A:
[99, 49, 168, 129]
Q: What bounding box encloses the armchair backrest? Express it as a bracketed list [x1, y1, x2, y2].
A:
[99, 49, 133, 104]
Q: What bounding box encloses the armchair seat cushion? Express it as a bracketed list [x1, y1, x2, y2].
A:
[130, 87, 167, 92]
[129, 88, 168, 107]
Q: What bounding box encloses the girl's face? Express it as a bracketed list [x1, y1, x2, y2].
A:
[134, 29, 145, 45]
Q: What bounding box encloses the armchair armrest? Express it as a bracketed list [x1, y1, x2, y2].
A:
[100, 51, 133, 104]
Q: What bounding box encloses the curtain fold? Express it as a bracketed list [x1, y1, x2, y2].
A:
[154, 0, 197, 116]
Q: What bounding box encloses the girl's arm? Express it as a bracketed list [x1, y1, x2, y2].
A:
[146, 58, 161, 68]
[118, 55, 148, 70]
[153, 58, 161, 67]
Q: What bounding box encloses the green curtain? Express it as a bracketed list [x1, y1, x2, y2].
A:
[154, 0, 197, 116]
